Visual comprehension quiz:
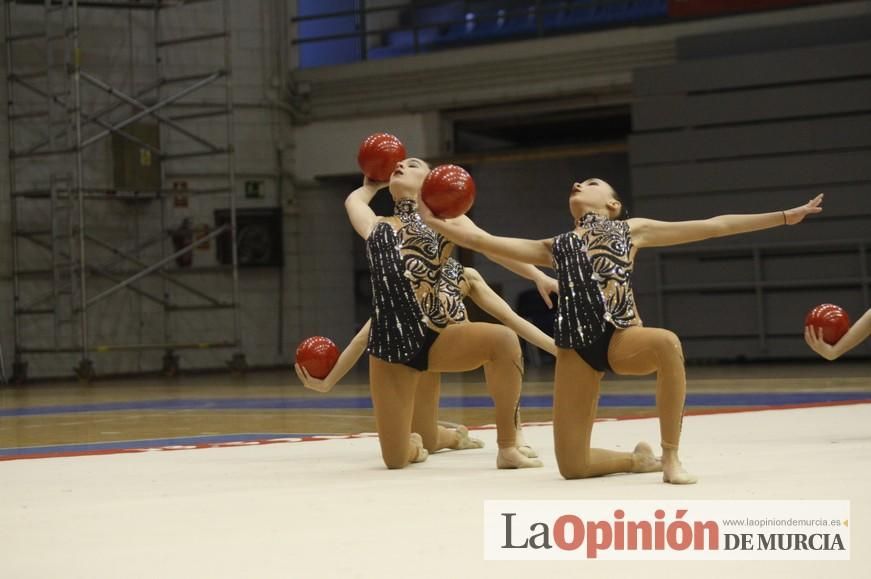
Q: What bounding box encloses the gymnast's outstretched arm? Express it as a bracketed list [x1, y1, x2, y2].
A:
[295, 321, 371, 393]
[419, 203, 553, 268]
[629, 194, 824, 249]
[805, 308, 871, 361]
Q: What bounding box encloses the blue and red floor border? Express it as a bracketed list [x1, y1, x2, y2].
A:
[3, 392, 870, 461]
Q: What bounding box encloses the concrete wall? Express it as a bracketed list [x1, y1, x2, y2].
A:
[293, 112, 441, 181]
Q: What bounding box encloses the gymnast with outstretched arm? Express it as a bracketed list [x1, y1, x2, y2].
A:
[420, 178, 823, 484]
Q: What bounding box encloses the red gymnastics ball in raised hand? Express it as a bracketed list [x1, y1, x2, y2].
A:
[805, 304, 851, 345]
[421, 164, 476, 219]
[295, 336, 340, 379]
[357, 133, 407, 182]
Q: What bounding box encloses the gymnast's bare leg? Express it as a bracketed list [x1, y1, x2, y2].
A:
[608, 326, 697, 484]
[369, 357, 429, 469]
[553, 348, 661, 479]
[413, 372, 483, 452]
[428, 322, 542, 469]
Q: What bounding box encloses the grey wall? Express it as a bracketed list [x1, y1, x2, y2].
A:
[469, 154, 631, 314]
[630, 14, 871, 360]
[294, 183, 356, 353]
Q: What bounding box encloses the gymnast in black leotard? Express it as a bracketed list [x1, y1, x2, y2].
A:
[422, 177, 823, 484]
[346, 158, 554, 470]
[366, 197, 447, 371]
[296, 256, 557, 458]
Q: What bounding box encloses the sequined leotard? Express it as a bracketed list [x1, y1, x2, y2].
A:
[366, 199, 453, 366]
[552, 212, 641, 369]
[436, 257, 469, 324]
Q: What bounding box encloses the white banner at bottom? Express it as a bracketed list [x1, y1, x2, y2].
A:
[484, 500, 849, 560]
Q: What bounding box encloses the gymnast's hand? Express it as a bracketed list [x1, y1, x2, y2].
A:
[295, 363, 334, 393]
[535, 275, 559, 309]
[417, 193, 436, 222]
[363, 176, 390, 192]
[803, 326, 838, 361]
[784, 194, 824, 225]
[417, 196, 456, 235]
[418, 199, 481, 246]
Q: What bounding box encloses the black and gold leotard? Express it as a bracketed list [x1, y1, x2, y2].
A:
[552, 212, 641, 352]
[366, 198, 453, 364]
[436, 257, 469, 325]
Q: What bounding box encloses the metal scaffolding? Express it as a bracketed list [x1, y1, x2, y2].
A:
[4, 0, 244, 382]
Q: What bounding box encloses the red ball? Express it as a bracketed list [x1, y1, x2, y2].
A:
[295, 336, 340, 379]
[421, 164, 476, 219]
[357, 133, 407, 182]
[805, 304, 851, 345]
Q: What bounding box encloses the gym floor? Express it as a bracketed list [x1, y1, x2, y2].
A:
[2, 362, 870, 578]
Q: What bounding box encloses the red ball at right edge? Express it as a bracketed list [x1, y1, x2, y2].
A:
[295, 336, 340, 379]
[805, 304, 851, 345]
[421, 164, 476, 219]
[357, 133, 407, 182]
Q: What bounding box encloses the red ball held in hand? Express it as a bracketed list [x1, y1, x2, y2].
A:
[421, 164, 476, 219]
[805, 304, 851, 345]
[357, 133, 407, 182]
[295, 336, 340, 379]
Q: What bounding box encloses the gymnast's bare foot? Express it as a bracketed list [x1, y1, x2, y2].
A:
[631, 442, 662, 473]
[497, 446, 543, 469]
[450, 425, 485, 450]
[410, 433, 429, 463]
[662, 448, 698, 484]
